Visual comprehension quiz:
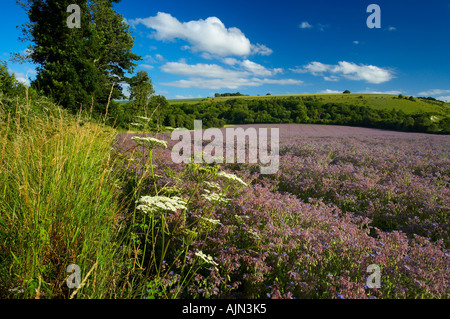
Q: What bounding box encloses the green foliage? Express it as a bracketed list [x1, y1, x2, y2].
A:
[162, 95, 450, 134]
[16, 0, 141, 113]
[0, 61, 26, 97]
[0, 91, 124, 298]
[214, 92, 248, 97]
[128, 71, 154, 113]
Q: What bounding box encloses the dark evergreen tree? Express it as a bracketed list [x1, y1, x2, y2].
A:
[16, 0, 141, 113]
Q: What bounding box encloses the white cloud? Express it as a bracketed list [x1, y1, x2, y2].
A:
[222, 57, 239, 66]
[251, 43, 273, 56]
[140, 64, 154, 70]
[298, 61, 330, 75]
[8, 68, 29, 85]
[162, 60, 284, 79]
[174, 94, 202, 99]
[436, 96, 450, 102]
[297, 61, 394, 84]
[159, 56, 300, 90]
[324, 76, 339, 82]
[418, 89, 450, 96]
[273, 68, 284, 75]
[240, 60, 273, 76]
[387, 26, 397, 31]
[361, 90, 402, 95]
[353, 41, 359, 44]
[161, 77, 302, 90]
[299, 21, 312, 29]
[143, 55, 157, 63]
[120, 82, 131, 98]
[161, 62, 248, 78]
[299, 22, 329, 31]
[130, 12, 271, 57]
[159, 61, 301, 90]
[318, 89, 342, 94]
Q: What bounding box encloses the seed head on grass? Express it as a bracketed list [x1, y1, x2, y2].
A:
[132, 136, 168, 149]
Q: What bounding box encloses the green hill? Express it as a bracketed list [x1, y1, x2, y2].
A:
[169, 93, 450, 116]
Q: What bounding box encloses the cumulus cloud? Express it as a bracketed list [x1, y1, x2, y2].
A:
[293, 61, 394, 84]
[418, 89, 450, 96]
[251, 43, 273, 56]
[159, 60, 302, 90]
[299, 22, 329, 31]
[318, 89, 342, 94]
[140, 64, 154, 70]
[161, 62, 247, 78]
[436, 96, 450, 102]
[222, 57, 239, 66]
[161, 77, 303, 90]
[240, 60, 274, 76]
[130, 12, 271, 57]
[299, 21, 312, 29]
[8, 68, 35, 85]
[362, 90, 403, 95]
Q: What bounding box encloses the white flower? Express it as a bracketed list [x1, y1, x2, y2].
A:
[204, 181, 221, 190]
[199, 216, 222, 225]
[136, 116, 151, 121]
[248, 228, 261, 240]
[217, 171, 248, 187]
[195, 250, 218, 266]
[132, 136, 168, 149]
[136, 196, 187, 214]
[201, 192, 230, 204]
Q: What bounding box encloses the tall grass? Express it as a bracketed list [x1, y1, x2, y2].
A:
[0, 94, 124, 298]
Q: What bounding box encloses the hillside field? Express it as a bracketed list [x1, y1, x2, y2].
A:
[168, 93, 450, 116]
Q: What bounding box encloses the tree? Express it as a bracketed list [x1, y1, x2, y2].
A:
[343, 90, 351, 94]
[0, 61, 25, 96]
[128, 70, 154, 116]
[16, 0, 141, 113]
[149, 95, 168, 131]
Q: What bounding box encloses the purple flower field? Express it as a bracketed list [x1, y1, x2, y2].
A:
[115, 124, 449, 299]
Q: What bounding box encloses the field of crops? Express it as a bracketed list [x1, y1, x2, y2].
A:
[114, 124, 450, 299]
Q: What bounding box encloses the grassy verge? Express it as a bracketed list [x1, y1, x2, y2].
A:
[0, 96, 124, 298]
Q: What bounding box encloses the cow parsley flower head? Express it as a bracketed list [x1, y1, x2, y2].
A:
[201, 192, 230, 204]
[204, 181, 221, 190]
[132, 136, 168, 149]
[199, 216, 222, 226]
[195, 250, 218, 266]
[136, 196, 187, 214]
[217, 171, 248, 187]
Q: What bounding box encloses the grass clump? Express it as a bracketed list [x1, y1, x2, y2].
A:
[0, 93, 124, 298]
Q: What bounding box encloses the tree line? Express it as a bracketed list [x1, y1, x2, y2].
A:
[164, 96, 450, 134]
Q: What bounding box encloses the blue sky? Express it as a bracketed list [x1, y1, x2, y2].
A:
[1, 0, 450, 101]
